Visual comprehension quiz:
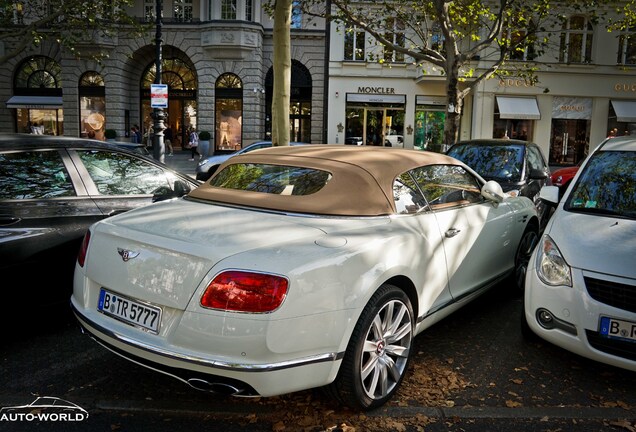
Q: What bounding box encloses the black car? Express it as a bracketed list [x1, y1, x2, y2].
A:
[446, 139, 552, 228]
[0, 134, 200, 308]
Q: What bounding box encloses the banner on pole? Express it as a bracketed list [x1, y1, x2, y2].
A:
[150, 84, 168, 108]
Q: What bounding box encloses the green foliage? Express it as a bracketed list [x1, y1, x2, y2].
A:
[104, 129, 117, 139]
[0, 0, 148, 64]
[198, 131, 211, 141]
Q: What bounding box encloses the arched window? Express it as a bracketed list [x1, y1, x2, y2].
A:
[15, 56, 62, 90]
[140, 58, 198, 146]
[79, 71, 106, 140]
[215, 73, 243, 152]
[11, 56, 63, 135]
[559, 15, 593, 64]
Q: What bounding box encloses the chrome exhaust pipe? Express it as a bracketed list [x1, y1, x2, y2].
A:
[187, 378, 243, 395]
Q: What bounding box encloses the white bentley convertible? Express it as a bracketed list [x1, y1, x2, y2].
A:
[72, 145, 538, 410]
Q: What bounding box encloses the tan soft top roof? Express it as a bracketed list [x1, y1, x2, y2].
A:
[188, 145, 465, 216]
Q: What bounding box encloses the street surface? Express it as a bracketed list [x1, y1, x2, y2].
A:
[2, 283, 635, 431]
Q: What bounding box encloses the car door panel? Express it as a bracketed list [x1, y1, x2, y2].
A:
[0, 148, 103, 303]
[69, 148, 176, 215]
[409, 163, 514, 300]
[433, 201, 513, 300]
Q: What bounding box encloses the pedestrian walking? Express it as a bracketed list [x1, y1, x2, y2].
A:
[130, 126, 139, 143]
[188, 128, 200, 161]
[164, 125, 174, 156]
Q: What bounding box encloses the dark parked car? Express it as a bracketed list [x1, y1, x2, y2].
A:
[446, 139, 552, 228]
[0, 134, 200, 308]
[112, 141, 152, 157]
[196, 140, 308, 181]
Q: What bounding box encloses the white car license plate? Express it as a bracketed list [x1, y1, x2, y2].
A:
[98, 288, 162, 334]
[599, 316, 636, 343]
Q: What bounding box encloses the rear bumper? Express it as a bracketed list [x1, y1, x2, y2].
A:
[71, 300, 344, 397]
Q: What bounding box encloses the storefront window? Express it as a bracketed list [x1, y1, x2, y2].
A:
[607, 101, 636, 138]
[415, 98, 446, 152]
[12, 56, 63, 135]
[290, 101, 311, 142]
[79, 72, 106, 140]
[493, 117, 533, 141]
[141, 57, 198, 148]
[550, 97, 592, 166]
[492, 96, 539, 141]
[345, 95, 405, 147]
[216, 73, 243, 152]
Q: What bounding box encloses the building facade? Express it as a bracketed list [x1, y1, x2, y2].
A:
[0, 1, 327, 154]
[3, 1, 636, 167]
[326, 4, 636, 167]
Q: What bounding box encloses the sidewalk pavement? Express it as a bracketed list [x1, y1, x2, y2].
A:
[161, 149, 201, 179]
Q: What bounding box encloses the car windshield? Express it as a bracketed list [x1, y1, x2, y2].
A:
[564, 150, 636, 219]
[211, 163, 332, 196]
[448, 144, 524, 182]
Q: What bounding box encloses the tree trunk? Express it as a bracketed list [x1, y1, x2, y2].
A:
[272, 0, 292, 146]
[444, 74, 463, 147]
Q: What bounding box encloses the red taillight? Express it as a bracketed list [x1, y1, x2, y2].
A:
[200, 271, 288, 313]
[77, 230, 91, 268]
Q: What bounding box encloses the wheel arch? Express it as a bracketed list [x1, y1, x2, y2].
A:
[382, 275, 419, 320]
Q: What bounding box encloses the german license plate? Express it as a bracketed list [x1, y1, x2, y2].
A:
[98, 288, 161, 334]
[599, 316, 636, 343]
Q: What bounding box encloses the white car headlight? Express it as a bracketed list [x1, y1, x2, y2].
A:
[536, 235, 572, 287]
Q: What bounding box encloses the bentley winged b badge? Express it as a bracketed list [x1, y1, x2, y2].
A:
[117, 248, 140, 262]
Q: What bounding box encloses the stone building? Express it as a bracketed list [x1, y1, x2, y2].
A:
[0, 1, 327, 154]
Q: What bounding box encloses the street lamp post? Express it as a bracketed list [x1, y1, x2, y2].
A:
[152, 0, 166, 163]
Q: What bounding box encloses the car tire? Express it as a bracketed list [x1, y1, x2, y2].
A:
[511, 223, 539, 294]
[328, 284, 414, 410]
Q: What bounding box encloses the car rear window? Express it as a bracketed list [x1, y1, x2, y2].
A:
[210, 163, 332, 196]
[448, 144, 524, 182]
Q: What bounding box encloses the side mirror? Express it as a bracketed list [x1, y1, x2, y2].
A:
[539, 185, 560, 205]
[529, 168, 549, 180]
[173, 179, 192, 197]
[481, 180, 505, 203]
[152, 180, 192, 203]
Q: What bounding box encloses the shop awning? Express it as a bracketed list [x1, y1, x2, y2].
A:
[611, 100, 636, 123]
[5, 96, 63, 109]
[496, 96, 541, 120]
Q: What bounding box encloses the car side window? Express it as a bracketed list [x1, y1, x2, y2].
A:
[0, 150, 75, 199]
[526, 146, 545, 172]
[393, 173, 427, 214]
[410, 164, 483, 210]
[77, 150, 171, 195]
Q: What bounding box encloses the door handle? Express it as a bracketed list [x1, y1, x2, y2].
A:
[445, 228, 461, 238]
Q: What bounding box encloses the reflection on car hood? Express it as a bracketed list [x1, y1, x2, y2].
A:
[548, 211, 636, 279]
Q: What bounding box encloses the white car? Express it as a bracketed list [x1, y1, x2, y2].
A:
[72, 145, 538, 410]
[524, 136, 636, 372]
[384, 134, 404, 148]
